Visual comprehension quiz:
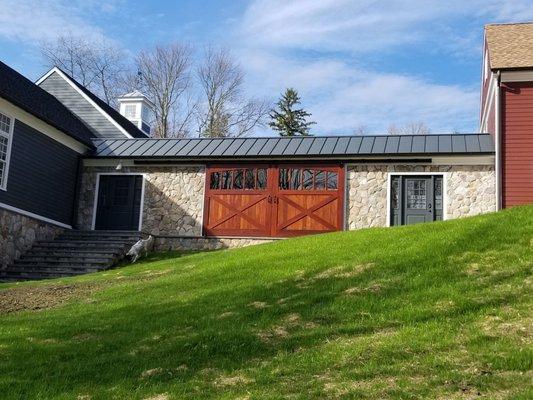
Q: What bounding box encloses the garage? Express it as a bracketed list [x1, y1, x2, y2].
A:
[203, 164, 345, 237]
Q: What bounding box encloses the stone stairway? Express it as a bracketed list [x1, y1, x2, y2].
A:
[0, 230, 142, 282]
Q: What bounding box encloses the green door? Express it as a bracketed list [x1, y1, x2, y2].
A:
[390, 175, 443, 226]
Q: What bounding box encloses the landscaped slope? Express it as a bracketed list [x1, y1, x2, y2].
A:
[0, 207, 531, 399]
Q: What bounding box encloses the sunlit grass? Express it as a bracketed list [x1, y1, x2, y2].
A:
[0, 206, 531, 399]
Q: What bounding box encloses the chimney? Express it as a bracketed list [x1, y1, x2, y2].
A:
[117, 90, 155, 136]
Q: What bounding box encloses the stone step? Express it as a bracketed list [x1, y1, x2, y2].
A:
[23, 249, 123, 258]
[5, 265, 106, 274]
[13, 258, 112, 267]
[16, 255, 116, 264]
[4, 229, 140, 281]
[1, 268, 99, 280]
[35, 240, 134, 248]
[55, 235, 141, 242]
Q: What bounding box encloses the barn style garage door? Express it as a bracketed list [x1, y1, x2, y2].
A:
[203, 165, 344, 237]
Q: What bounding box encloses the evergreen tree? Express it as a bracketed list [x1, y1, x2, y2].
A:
[269, 88, 315, 136]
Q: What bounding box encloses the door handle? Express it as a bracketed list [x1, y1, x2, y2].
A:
[273, 196, 278, 204]
[428, 203, 432, 211]
[268, 195, 272, 203]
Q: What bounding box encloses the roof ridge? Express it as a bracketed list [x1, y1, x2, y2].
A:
[91, 133, 489, 142]
[485, 21, 533, 28]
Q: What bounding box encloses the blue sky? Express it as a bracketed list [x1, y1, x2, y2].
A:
[1, 0, 532, 135]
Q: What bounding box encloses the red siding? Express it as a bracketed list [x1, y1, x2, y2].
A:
[501, 82, 533, 207]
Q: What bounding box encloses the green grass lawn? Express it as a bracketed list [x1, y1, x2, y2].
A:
[0, 207, 532, 399]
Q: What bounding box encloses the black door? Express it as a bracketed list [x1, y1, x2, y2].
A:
[95, 175, 143, 230]
[390, 175, 443, 226]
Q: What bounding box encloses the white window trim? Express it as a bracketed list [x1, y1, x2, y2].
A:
[0, 110, 15, 191]
[91, 173, 146, 231]
[386, 172, 448, 227]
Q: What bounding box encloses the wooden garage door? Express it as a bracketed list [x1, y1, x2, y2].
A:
[273, 165, 344, 236]
[203, 164, 344, 237]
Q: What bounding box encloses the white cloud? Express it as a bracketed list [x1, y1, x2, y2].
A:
[241, 0, 533, 55]
[0, 0, 114, 44]
[241, 50, 478, 134]
[237, 0, 533, 134]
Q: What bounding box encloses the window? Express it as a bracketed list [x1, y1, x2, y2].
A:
[141, 106, 151, 121]
[279, 168, 338, 191]
[406, 179, 427, 209]
[124, 104, 137, 118]
[210, 168, 267, 190]
[0, 112, 13, 190]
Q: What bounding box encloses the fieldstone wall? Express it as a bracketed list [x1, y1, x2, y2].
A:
[154, 236, 274, 252]
[0, 208, 63, 269]
[77, 166, 205, 236]
[346, 165, 496, 229]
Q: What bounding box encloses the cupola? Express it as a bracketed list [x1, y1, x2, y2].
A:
[117, 90, 155, 136]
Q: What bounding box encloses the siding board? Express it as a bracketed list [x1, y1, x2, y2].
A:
[39, 72, 126, 138]
[502, 82, 533, 207]
[0, 120, 78, 224]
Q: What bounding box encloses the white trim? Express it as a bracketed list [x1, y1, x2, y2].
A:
[343, 163, 348, 231]
[91, 172, 146, 231]
[480, 72, 497, 132]
[36, 68, 135, 139]
[500, 70, 533, 82]
[0, 109, 15, 191]
[199, 165, 206, 236]
[0, 97, 88, 153]
[386, 172, 448, 227]
[495, 75, 502, 210]
[0, 201, 72, 229]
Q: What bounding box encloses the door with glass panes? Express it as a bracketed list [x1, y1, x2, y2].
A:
[203, 164, 344, 237]
[390, 175, 443, 226]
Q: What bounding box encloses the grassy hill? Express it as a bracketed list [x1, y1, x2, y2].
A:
[0, 206, 532, 399]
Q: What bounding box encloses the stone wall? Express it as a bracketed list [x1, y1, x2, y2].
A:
[154, 236, 275, 252]
[346, 164, 496, 229]
[0, 208, 63, 269]
[77, 166, 205, 236]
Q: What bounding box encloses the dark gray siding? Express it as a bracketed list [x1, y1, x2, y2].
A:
[39, 72, 125, 139]
[0, 120, 79, 225]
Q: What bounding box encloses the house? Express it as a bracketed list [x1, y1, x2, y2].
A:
[0, 23, 531, 278]
[480, 22, 533, 208]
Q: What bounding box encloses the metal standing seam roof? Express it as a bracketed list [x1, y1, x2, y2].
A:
[90, 134, 495, 159]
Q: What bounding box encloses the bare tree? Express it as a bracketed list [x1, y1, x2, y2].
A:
[136, 43, 195, 138]
[387, 121, 431, 135]
[196, 47, 268, 137]
[353, 125, 369, 136]
[41, 34, 127, 107]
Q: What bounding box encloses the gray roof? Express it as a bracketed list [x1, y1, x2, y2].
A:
[90, 134, 494, 159]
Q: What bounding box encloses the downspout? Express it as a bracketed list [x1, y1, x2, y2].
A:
[495, 70, 502, 210]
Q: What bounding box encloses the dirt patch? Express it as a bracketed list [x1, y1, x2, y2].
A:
[143, 394, 169, 400]
[480, 315, 532, 344]
[141, 368, 163, 379]
[217, 311, 237, 319]
[344, 283, 383, 296]
[214, 374, 254, 388]
[257, 313, 318, 343]
[0, 282, 106, 314]
[315, 263, 375, 280]
[248, 301, 269, 309]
